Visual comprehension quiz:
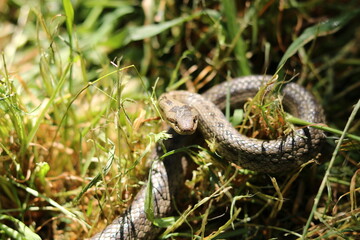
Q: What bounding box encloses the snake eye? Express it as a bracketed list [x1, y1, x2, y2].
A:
[168, 118, 177, 125]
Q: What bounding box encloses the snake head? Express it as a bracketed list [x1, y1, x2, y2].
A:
[166, 105, 198, 135]
[159, 95, 199, 135]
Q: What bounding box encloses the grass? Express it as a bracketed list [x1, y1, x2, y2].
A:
[0, 0, 360, 239]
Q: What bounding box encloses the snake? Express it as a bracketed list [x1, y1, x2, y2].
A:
[90, 75, 325, 239]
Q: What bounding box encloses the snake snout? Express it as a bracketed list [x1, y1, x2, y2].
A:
[175, 114, 198, 135]
[159, 96, 199, 135]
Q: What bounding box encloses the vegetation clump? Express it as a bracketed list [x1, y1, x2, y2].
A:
[0, 1, 359, 239]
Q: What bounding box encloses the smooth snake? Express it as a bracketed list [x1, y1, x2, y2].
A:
[90, 75, 325, 239]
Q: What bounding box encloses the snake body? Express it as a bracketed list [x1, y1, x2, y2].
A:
[91, 75, 325, 239]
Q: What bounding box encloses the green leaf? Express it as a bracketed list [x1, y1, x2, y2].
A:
[10, 179, 89, 228]
[86, 6, 134, 47]
[144, 164, 155, 222]
[0, 215, 42, 240]
[230, 109, 244, 127]
[62, 0, 74, 36]
[35, 162, 50, 185]
[73, 135, 115, 203]
[126, 9, 220, 43]
[221, 0, 251, 75]
[153, 216, 177, 228]
[278, 9, 360, 68]
[127, 16, 194, 42]
[20, 63, 72, 155]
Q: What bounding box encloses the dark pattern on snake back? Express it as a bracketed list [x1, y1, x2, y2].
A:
[90, 75, 325, 239]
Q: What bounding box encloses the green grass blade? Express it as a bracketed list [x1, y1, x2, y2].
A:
[1, 53, 26, 148]
[286, 114, 360, 142]
[20, 62, 72, 156]
[302, 99, 360, 237]
[221, 0, 251, 75]
[11, 179, 90, 228]
[0, 215, 41, 240]
[74, 135, 115, 203]
[278, 9, 360, 69]
[145, 163, 155, 222]
[62, 0, 74, 36]
[128, 16, 197, 42]
[126, 9, 220, 43]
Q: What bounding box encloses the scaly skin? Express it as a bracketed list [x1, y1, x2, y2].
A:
[90, 75, 325, 239]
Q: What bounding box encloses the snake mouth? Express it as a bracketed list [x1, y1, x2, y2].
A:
[174, 127, 197, 135]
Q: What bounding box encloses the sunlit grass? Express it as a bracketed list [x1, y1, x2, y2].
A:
[0, 0, 359, 239]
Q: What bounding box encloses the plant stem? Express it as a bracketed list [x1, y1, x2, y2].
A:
[301, 99, 360, 238]
[286, 114, 360, 142]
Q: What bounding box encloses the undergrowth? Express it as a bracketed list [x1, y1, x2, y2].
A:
[0, 0, 359, 240]
[238, 75, 294, 140]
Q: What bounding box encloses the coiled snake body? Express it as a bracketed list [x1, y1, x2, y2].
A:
[91, 75, 325, 239]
